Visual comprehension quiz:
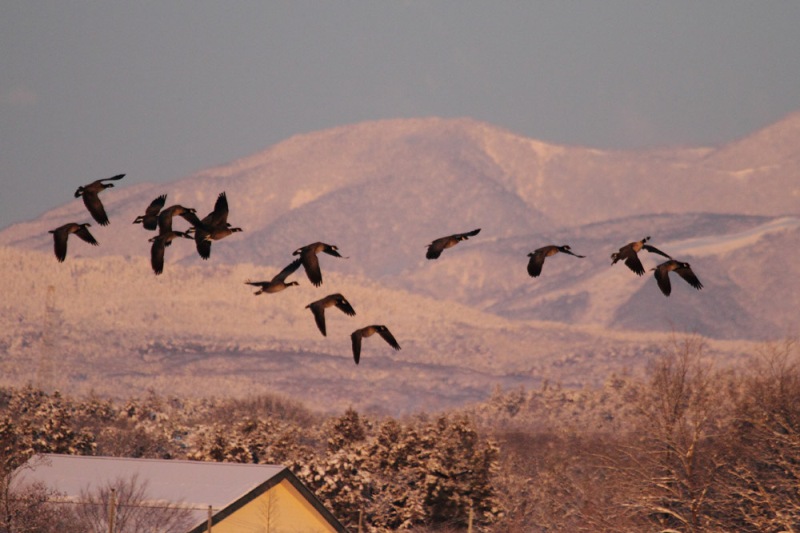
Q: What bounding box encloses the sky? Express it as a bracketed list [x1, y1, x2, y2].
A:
[2, 2, 800, 230]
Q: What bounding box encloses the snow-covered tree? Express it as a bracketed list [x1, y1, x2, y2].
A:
[298, 411, 500, 531]
[0, 386, 95, 475]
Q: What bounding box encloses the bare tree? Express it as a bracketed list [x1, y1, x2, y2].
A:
[717, 339, 800, 532]
[588, 337, 730, 531]
[71, 474, 194, 533]
[0, 480, 82, 533]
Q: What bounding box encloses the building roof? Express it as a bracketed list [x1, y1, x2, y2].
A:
[11, 454, 345, 531]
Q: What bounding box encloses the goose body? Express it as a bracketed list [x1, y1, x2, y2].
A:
[293, 242, 344, 287]
[193, 225, 243, 260]
[611, 236, 671, 276]
[652, 259, 703, 297]
[426, 228, 481, 259]
[245, 259, 303, 294]
[205, 225, 243, 240]
[49, 222, 98, 262]
[527, 245, 585, 277]
[148, 230, 192, 275]
[74, 174, 125, 226]
[306, 293, 356, 336]
[350, 325, 400, 365]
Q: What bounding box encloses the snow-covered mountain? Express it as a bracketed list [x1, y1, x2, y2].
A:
[1, 115, 797, 413]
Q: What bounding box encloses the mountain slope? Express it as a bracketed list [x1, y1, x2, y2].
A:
[0, 245, 759, 413]
[1, 115, 798, 412]
[3, 115, 797, 257]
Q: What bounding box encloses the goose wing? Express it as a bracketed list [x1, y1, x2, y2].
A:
[561, 247, 586, 258]
[50, 226, 70, 262]
[350, 329, 364, 365]
[334, 295, 356, 316]
[145, 194, 167, 216]
[74, 225, 98, 246]
[208, 192, 229, 227]
[273, 258, 303, 283]
[527, 249, 547, 277]
[102, 173, 126, 183]
[676, 265, 703, 291]
[150, 238, 166, 275]
[194, 229, 212, 260]
[307, 301, 328, 336]
[138, 194, 167, 230]
[301, 252, 323, 287]
[179, 210, 204, 229]
[457, 228, 481, 239]
[426, 236, 450, 260]
[623, 252, 646, 276]
[653, 265, 672, 296]
[642, 244, 672, 260]
[377, 327, 401, 351]
[83, 192, 110, 226]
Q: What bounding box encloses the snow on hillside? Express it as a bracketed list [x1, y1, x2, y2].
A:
[663, 216, 800, 257]
[3, 116, 797, 255]
[0, 244, 757, 413]
[1, 116, 798, 411]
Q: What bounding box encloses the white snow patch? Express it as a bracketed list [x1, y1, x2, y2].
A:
[729, 165, 779, 180]
[665, 217, 800, 257]
[529, 139, 566, 161]
[289, 188, 322, 209]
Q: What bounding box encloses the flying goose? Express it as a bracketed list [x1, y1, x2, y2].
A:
[245, 259, 303, 294]
[306, 293, 356, 336]
[74, 174, 125, 226]
[611, 236, 671, 276]
[293, 242, 344, 287]
[157, 205, 204, 235]
[133, 194, 168, 231]
[350, 325, 401, 365]
[527, 245, 585, 278]
[192, 192, 243, 259]
[149, 230, 193, 275]
[426, 228, 481, 260]
[190, 225, 244, 260]
[49, 222, 98, 262]
[652, 259, 704, 297]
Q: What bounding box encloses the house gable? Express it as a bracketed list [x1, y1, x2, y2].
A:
[188, 468, 347, 533]
[12, 455, 346, 533]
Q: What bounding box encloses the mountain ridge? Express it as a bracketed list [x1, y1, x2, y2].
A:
[1, 114, 797, 413]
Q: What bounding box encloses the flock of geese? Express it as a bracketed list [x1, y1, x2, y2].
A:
[48, 174, 704, 364]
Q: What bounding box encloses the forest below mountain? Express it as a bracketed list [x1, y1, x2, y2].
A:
[3, 337, 798, 532]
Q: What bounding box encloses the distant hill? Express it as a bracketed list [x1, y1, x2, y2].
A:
[1, 115, 797, 413]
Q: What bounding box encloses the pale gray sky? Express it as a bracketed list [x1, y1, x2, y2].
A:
[2, 2, 800, 229]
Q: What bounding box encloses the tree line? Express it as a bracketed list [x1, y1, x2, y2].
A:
[1, 337, 798, 532]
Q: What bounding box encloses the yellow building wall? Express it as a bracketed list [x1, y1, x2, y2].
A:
[212, 478, 340, 533]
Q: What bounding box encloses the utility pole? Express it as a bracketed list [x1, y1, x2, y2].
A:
[467, 500, 474, 533]
[207, 505, 213, 532]
[108, 488, 116, 533]
[36, 285, 58, 390]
